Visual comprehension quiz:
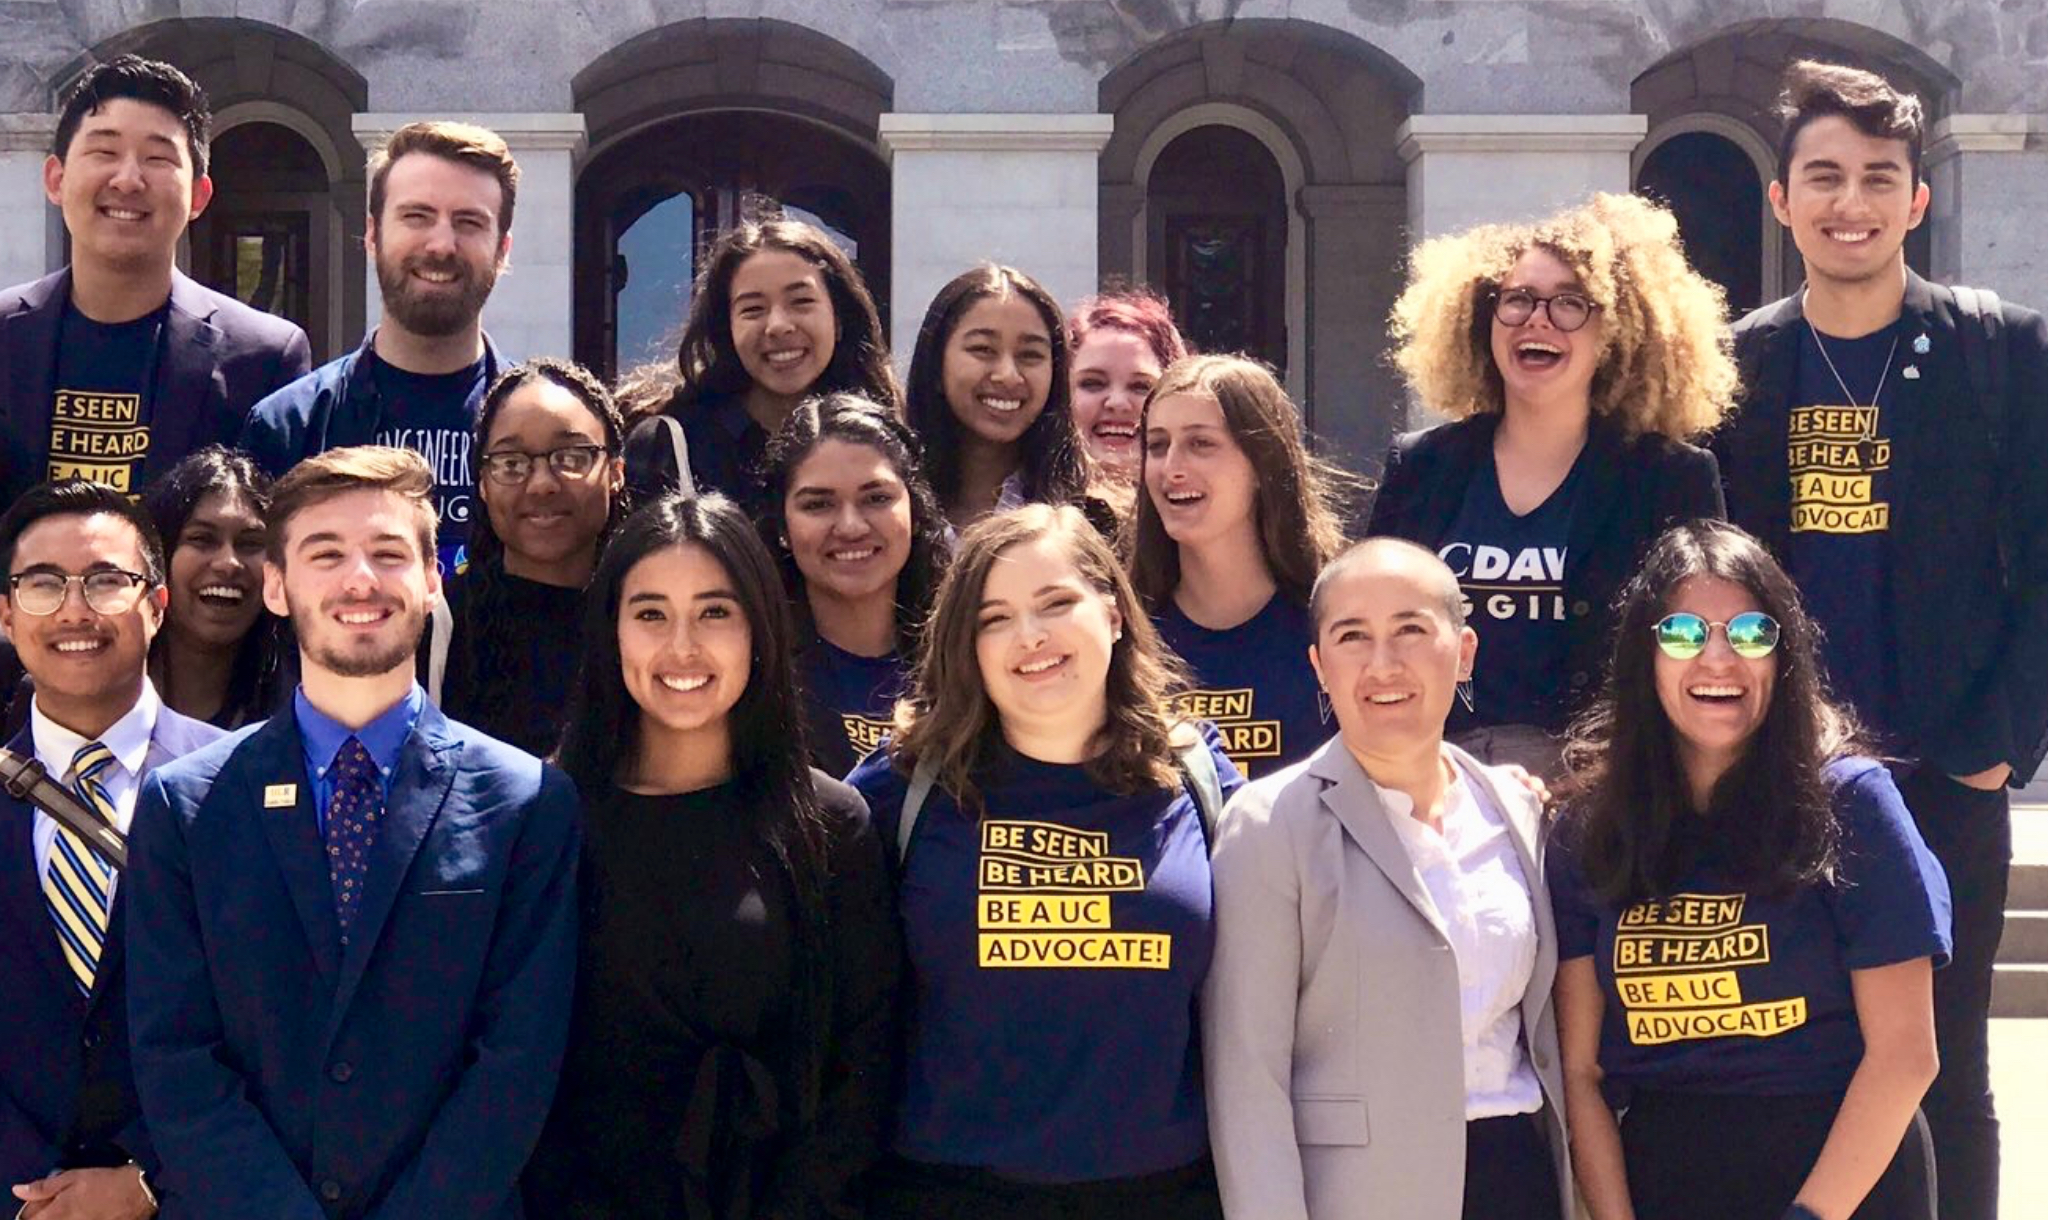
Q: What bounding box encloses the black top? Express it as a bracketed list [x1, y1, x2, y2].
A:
[623, 390, 770, 514]
[1367, 413, 1724, 725]
[434, 562, 587, 757]
[525, 772, 900, 1220]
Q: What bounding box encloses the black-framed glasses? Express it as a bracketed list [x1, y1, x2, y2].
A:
[479, 444, 607, 486]
[1654, 611, 1781, 660]
[8, 568, 154, 616]
[1491, 287, 1600, 333]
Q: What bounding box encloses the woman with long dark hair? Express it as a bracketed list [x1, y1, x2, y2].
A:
[902, 265, 1091, 532]
[758, 393, 950, 778]
[528, 493, 900, 1219]
[848, 503, 1241, 1220]
[1127, 355, 1351, 776]
[143, 445, 282, 727]
[1553, 520, 1950, 1220]
[621, 219, 899, 509]
[426, 357, 626, 756]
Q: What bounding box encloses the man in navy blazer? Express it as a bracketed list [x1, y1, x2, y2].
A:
[125, 446, 579, 1219]
[0, 479, 224, 1219]
[0, 55, 310, 511]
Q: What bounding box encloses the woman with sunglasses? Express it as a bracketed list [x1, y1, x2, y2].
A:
[425, 358, 627, 755]
[1552, 520, 1950, 1220]
[1369, 193, 1735, 774]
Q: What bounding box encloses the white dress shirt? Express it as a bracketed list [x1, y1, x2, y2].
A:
[1374, 755, 1544, 1119]
[29, 681, 161, 904]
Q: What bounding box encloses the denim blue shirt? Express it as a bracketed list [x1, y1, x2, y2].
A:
[294, 684, 424, 833]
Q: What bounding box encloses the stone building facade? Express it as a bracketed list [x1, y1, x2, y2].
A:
[2, 0, 2041, 467]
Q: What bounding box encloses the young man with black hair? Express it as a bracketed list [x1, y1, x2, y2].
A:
[0, 56, 311, 510]
[0, 479, 222, 1220]
[1715, 58, 2048, 1220]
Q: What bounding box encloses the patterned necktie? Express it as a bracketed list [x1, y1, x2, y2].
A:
[323, 737, 384, 933]
[43, 742, 119, 996]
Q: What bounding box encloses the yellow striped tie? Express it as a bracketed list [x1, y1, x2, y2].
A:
[43, 742, 118, 996]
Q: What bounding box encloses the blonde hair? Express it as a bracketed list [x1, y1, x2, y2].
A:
[266, 445, 438, 564]
[1388, 192, 1737, 441]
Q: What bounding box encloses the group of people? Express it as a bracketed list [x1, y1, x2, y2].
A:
[0, 45, 2038, 1220]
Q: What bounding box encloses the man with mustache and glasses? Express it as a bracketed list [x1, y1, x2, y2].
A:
[240, 122, 518, 575]
[123, 446, 578, 1220]
[0, 479, 222, 1220]
[0, 56, 310, 511]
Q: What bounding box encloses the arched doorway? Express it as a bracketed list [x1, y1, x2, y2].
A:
[1147, 125, 1287, 369]
[188, 121, 332, 353]
[1637, 130, 1766, 313]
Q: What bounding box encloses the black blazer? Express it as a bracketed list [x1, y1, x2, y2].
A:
[1366, 413, 1725, 725]
[0, 269, 311, 507]
[1714, 270, 2048, 781]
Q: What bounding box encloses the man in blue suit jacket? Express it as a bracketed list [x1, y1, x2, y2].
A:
[0, 56, 311, 511]
[0, 479, 224, 1219]
[125, 445, 579, 1219]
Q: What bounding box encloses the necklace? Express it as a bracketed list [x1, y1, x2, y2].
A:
[1804, 296, 1900, 415]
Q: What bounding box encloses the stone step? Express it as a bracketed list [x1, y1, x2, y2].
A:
[1992, 963, 2048, 1019]
[2002, 911, 2048, 964]
[2013, 862, 2048, 911]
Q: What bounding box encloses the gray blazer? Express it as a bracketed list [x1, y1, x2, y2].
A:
[1203, 738, 1573, 1220]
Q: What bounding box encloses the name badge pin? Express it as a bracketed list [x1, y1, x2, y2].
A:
[264, 783, 298, 808]
[1901, 365, 1921, 379]
[1912, 334, 1932, 355]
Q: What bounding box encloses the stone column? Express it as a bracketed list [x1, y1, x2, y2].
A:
[351, 113, 587, 362]
[879, 113, 1116, 363]
[1926, 114, 2048, 306]
[0, 114, 59, 290]
[1297, 183, 1408, 461]
[1396, 115, 1646, 239]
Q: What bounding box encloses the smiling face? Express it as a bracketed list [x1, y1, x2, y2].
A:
[166, 491, 266, 650]
[0, 512, 164, 732]
[367, 151, 508, 338]
[784, 438, 913, 609]
[1309, 549, 1475, 761]
[1071, 329, 1162, 478]
[616, 542, 752, 753]
[1489, 246, 1605, 415]
[478, 378, 621, 586]
[973, 533, 1122, 747]
[44, 97, 213, 278]
[1654, 574, 1779, 794]
[1143, 391, 1259, 553]
[264, 488, 439, 681]
[729, 247, 838, 406]
[942, 292, 1054, 447]
[1770, 115, 1928, 292]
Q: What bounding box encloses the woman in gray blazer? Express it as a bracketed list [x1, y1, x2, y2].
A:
[1204, 537, 1573, 1220]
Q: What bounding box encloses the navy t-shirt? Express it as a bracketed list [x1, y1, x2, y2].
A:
[1438, 454, 1581, 733]
[846, 727, 1244, 1182]
[370, 353, 486, 574]
[1787, 324, 1902, 744]
[1156, 595, 1327, 777]
[1551, 757, 1951, 1097]
[47, 303, 165, 494]
[799, 637, 908, 780]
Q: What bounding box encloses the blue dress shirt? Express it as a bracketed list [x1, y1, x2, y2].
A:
[293, 684, 425, 833]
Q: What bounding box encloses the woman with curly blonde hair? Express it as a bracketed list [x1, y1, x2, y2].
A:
[1367, 192, 1733, 773]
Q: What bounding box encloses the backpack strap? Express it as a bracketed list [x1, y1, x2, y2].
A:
[1950, 286, 2012, 588]
[656, 414, 698, 497]
[425, 592, 454, 705]
[894, 757, 938, 864]
[1173, 734, 1225, 850]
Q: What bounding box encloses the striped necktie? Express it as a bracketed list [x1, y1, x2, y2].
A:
[43, 741, 119, 996]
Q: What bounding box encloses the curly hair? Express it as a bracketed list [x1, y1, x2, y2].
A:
[1388, 192, 1738, 442]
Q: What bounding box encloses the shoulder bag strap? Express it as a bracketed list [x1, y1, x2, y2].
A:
[895, 758, 938, 864]
[0, 746, 127, 870]
[1174, 737, 1224, 851]
[657, 415, 697, 497]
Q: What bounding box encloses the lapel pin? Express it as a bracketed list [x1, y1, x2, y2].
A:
[1902, 365, 1921, 379]
[264, 783, 298, 808]
[1912, 334, 1931, 354]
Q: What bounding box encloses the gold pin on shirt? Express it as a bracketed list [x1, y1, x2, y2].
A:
[264, 784, 298, 808]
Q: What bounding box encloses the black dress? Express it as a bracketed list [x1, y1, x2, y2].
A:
[524, 772, 901, 1220]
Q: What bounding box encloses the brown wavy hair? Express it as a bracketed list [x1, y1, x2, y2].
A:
[888, 503, 1186, 814]
[1126, 355, 1355, 609]
[1388, 192, 1737, 442]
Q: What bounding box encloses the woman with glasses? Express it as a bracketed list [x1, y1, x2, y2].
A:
[1368, 193, 1735, 774]
[426, 357, 627, 755]
[1552, 520, 1949, 1220]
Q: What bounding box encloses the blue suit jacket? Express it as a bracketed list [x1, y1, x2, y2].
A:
[0, 268, 312, 507]
[0, 706, 222, 1187]
[125, 700, 580, 1220]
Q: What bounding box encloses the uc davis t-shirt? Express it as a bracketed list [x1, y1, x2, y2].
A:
[846, 728, 1244, 1182]
[1550, 757, 1951, 1097]
[1438, 454, 1579, 734]
[799, 637, 908, 780]
[1787, 324, 1901, 743]
[371, 353, 485, 574]
[1156, 594, 1326, 777]
[47, 303, 165, 493]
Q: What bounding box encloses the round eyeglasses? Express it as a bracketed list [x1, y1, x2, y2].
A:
[479, 443, 607, 487]
[1491, 288, 1600, 333]
[8, 568, 154, 616]
[1653, 611, 1781, 660]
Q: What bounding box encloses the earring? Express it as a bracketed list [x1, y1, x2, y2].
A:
[1316, 685, 1333, 724]
[1456, 676, 1475, 714]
